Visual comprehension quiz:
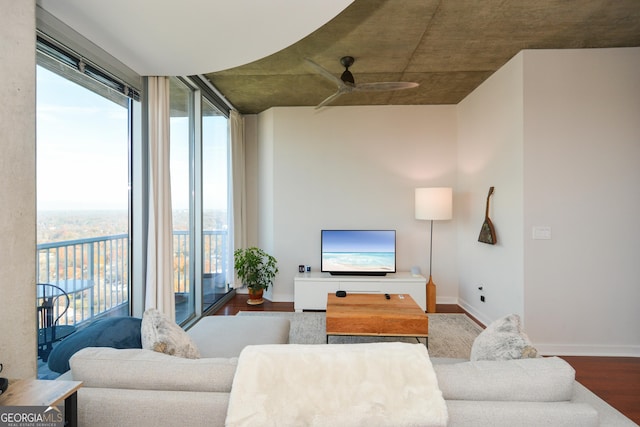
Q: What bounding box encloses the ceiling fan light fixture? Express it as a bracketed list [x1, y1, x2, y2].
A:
[340, 70, 355, 85]
[339, 56, 355, 85]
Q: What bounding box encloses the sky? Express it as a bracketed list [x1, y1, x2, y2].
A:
[36, 66, 229, 212]
[37, 66, 129, 211]
[322, 230, 396, 253]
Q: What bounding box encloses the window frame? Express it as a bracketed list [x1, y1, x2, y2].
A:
[171, 76, 232, 326]
[36, 6, 234, 329]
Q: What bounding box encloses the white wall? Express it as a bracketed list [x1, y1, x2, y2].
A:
[257, 109, 275, 255]
[255, 106, 458, 303]
[456, 47, 640, 356]
[244, 114, 259, 248]
[253, 48, 640, 357]
[523, 48, 640, 356]
[456, 53, 525, 327]
[0, 0, 37, 378]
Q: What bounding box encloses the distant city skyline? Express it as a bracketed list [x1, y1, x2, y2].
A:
[37, 208, 228, 244]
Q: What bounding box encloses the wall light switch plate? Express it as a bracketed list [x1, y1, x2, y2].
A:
[532, 226, 552, 240]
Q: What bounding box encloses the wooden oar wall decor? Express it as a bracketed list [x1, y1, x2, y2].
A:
[478, 187, 497, 245]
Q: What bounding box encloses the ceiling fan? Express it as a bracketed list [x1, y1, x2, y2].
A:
[305, 56, 419, 108]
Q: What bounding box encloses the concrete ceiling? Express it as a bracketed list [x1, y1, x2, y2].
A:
[205, 0, 640, 114]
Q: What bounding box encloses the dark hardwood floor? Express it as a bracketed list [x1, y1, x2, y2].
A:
[212, 293, 294, 316]
[213, 294, 640, 425]
[560, 356, 640, 425]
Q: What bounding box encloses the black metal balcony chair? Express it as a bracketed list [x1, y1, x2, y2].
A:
[37, 283, 77, 362]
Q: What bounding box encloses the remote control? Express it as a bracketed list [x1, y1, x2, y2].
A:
[385, 293, 390, 299]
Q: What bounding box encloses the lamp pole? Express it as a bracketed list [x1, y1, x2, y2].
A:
[428, 219, 434, 278]
[426, 219, 436, 313]
[415, 187, 452, 314]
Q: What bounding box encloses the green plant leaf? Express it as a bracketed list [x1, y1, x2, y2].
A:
[234, 247, 279, 291]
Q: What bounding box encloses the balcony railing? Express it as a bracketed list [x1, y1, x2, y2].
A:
[37, 230, 228, 328]
[173, 230, 229, 294]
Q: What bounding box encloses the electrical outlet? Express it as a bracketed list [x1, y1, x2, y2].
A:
[480, 295, 485, 302]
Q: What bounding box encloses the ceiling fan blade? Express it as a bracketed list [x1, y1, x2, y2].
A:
[305, 58, 344, 88]
[308, 56, 418, 107]
[354, 81, 419, 92]
[315, 90, 344, 109]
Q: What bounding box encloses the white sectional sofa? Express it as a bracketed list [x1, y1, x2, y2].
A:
[433, 357, 599, 426]
[56, 312, 636, 426]
[57, 315, 291, 427]
[67, 347, 236, 427]
[61, 345, 628, 426]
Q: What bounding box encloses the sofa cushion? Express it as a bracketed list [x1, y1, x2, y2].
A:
[141, 308, 200, 359]
[445, 400, 598, 427]
[47, 316, 142, 373]
[470, 314, 537, 361]
[69, 347, 237, 392]
[433, 356, 575, 402]
[76, 388, 230, 427]
[188, 315, 291, 358]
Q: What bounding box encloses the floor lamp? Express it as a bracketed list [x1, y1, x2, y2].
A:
[415, 187, 452, 313]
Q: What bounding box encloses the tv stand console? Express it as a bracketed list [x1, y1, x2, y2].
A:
[294, 272, 426, 312]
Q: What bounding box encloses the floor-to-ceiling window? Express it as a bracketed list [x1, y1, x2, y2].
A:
[202, 97, 231, 310]
[170, 77, 232, 325]
[36, 10, 232, 354]
[36, 34, 139, 376]
[169, 77, 195, 323]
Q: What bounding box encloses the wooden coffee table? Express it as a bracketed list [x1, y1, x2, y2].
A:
[326, 293, 428, 346]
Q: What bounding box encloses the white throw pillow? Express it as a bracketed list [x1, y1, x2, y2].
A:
[141, 308, 200, 359]
[470, 314, 537, 361]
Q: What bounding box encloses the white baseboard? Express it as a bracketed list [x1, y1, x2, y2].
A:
[435, 296, 459, 305]
[457, 297, 491, 326]
[270, 292, 294, 303]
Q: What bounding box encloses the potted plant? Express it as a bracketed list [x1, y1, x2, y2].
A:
[234, 247, 279, 305]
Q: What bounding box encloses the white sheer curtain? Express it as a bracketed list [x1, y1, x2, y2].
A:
[229, 110, 247, 284]
[145, 76, 175, 320]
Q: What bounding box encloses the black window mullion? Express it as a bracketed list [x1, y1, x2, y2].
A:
[36, 34, 140, 102]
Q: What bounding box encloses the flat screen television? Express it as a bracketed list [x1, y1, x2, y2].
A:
[321, 230, 396, 276]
